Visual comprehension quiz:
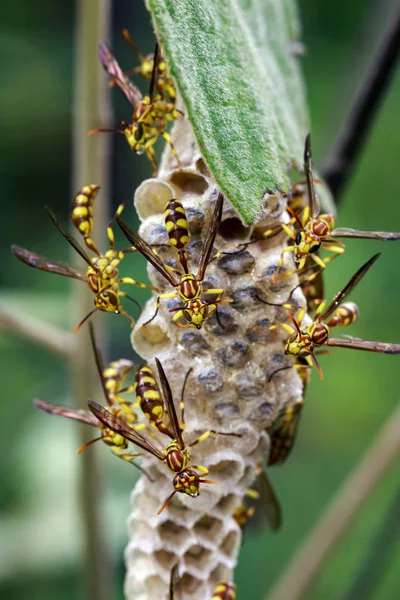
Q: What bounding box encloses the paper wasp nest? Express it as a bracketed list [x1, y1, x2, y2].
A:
[126, 117, 306, 600]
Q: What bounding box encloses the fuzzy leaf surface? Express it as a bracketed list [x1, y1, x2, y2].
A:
[148, 0, 309, 223]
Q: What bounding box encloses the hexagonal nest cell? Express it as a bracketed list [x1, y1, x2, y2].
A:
[125, 117, 306, 600]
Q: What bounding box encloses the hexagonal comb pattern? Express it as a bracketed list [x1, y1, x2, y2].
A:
[125, 117, 305, 599]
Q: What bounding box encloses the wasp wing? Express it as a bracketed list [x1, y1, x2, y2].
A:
[155, 358, 185, 449]
[87, 400, 165, 459]
[331, 228, 400, 241]
[327, 337, 400, 354]
[11, 245, 87, 281]
[197, 192, 223, 282]
[257, 469, 282, 531]
[320, 253, 380, 322]
[148, 42, 160, 104]
[304, 134, 319, 219]
[88, 323, 113, 406]
[34, 399, 98, 426]
[169, 564, 179, 600]
[268, 401, 304, 466]
[99, 42, 142, 110]
[116, 216, 180, 286]
[45, 207, 94, 268]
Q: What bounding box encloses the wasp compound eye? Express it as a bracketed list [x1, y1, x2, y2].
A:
[309, 243, 321, 254]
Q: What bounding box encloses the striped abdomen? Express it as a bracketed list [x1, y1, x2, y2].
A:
[72, 185, 100, 253]
[327, 302, 359, 328]
[136, 365, 170, 436]
[165, 199, 189, 272]
[104, 359, 135, 399]
[211, 581, 236, 600]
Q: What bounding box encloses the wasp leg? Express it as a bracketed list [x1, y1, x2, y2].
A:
[159, 130, 182, 169]
[190, 464, 210, 476]
[272, 246, 296, 282]
[116, 276, 157, 291]
[107, 204, 124, 250]
[144, 291, 178, 325]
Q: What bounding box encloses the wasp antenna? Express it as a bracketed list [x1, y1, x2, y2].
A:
[286, 312, 303, 336]
[311, 352, 324, 380]
[122, 28, 145, 61]
[76, 436, 102, 454]
[157, 490, 177, 515]
[88, 128, 124, 136]
[73, 308, 98, 334]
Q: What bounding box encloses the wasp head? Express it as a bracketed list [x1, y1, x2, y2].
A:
[95, 289, 120, 313]
[293, 230, 321, 268]
[173, 469, 201, 498]
[124, 122, 146, 154]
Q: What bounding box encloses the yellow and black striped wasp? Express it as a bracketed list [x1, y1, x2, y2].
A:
[133, 363, 173, 437]
[34, 324, 149, 476]
[117, 193, 232, 330]
[12, 185, 155, 333]
[211, 582, 237, 600]
[275, 134, 400, 276]
[274, 253, 400, 379]
[88, 358, 238, 514]
[120, 29, 176, 101]
[90, 42, 181, 173]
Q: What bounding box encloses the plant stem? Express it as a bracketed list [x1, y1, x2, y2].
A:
[71, 2, 112, 600]
[0, 304, 74, 358]
[339, 479, 400, 600]
[266, 400, 400, 600]
[321, 4, 400, 202]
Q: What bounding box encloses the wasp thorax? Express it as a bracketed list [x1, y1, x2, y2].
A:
[308, 322, 330, 346]
[179, 274, 201, 300]
[173, 470, 201, 497]
[165, 442, 189, 473]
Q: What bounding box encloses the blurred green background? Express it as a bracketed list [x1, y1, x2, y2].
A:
[1, 1, 400, 599]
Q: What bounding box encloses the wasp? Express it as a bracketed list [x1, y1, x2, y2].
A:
[88, 358, 240, 514]
[34, 324, 149, 474]
[275, 134, 400, 276]
[211, 581, 237, 600]
[12, 185, 155, 333]
[273, 253, 400, 379]
[120, 29, 176, 101]
[133, 363, 175, 437]
[234, 469, 282, 532]
[90, 42, 181, 173]
[117, 193, 232, 329]
[266, 401, 305, 466]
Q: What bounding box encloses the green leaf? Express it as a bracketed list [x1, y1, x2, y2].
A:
[148, 0, 309, 224]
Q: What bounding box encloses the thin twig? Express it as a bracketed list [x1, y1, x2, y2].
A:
[340, 479, 400, 600]
[72, 2, 112, 600]
[321, 4, 400, 202]
[266, 400, 400, 600]
[0, 304, 74, 358]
